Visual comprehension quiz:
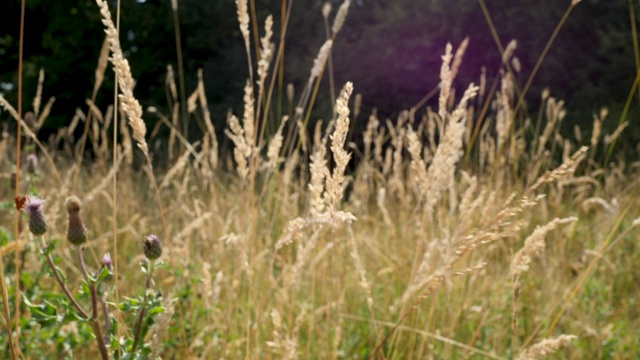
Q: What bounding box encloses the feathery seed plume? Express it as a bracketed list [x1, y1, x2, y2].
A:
[322, 2, 332, 19]
[96, 0, 149, 155]
[310, 40, 333, 82]
[331, 0, 350, 35]
[324, 82, 353, 211]
[236, 0, 250, 47]
[516, 334, 577, 360]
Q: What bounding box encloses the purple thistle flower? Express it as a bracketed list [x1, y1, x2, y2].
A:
[101, 252, 113, 271]
[25, 196, 47, 236]
[101, 252, 114, 281]
[25, 154, 39, 174]
[143, 234, 162, 260]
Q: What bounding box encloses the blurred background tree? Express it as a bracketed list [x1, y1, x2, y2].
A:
[1, 0, 638, 150]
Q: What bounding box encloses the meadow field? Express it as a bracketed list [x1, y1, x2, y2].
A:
[1, 0, 639, 359]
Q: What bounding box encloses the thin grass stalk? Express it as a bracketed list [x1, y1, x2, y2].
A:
[322, 5, 337, 117]
[148, 108, 199, 156]
[464, 68, 500, 166]
[9, 0, 27, 355]
[0, 234, 16, 359]
[275, 0, 287, 127]
[475, 2, 529, 123]
[249, 0, 261, 61]
[531, 91, 549, 158]
[172, 0, 188, 139]
[509, 1, 576, 120]
[629, 0, 640, 73]
[604, 65, 640, 167]
[409, 85, 438, 119]
[237, 0, 255, 90]
[262, 0, 293, 148]
[71, 105, 100, 191]
[343, 314, 506, 360]
[113, 0, 122, 357]
[300, 47, 331, 150]
[71, 34, 110, 192]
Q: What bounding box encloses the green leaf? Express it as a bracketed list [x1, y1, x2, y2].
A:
[96, 266, 114, 283]
[147, 306, 165, 316]
[24, 297, 58, 327]
[153, 260, 167, 271]
[41, 239, 58, 255]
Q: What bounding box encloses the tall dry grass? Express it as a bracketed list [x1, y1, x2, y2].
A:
[0, 0, 639, 359]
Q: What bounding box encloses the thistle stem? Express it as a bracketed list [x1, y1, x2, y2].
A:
[75, 247, 110, 360]
[131, 260, 155, 353]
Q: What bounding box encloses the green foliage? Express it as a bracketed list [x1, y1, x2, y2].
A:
[113, 291, 165, 360]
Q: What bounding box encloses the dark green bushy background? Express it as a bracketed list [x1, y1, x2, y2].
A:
[0, 0, 638, 152]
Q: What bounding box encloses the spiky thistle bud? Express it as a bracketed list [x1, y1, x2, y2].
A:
[143, 234, 162, 260]
[65, 196, 87, 246]
[101, 252, 114, 281]
[25, 154, 39, 174]
[25, 196, 47, 236]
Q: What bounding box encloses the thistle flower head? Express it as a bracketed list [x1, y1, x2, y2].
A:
[143, 234, 163, 260]
[101, 252, 113, 271]
[65, 195, 87, 246]
[101, 252, 114, 281]
[25, 154, 39, 174]
[25, 196, 47, 236]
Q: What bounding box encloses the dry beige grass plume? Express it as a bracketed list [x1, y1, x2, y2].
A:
[331, 0, 351, 35]
[96, 0, 148, 156]
[510, 217, 578, 279]
[516, 334, 577, 360]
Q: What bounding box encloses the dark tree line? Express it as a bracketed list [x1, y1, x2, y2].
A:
[1, 0, 639, 147]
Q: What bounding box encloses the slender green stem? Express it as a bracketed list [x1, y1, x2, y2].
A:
[511, 3, 575, 118]
[262, 0, 294, 142]
[43, 249, 88, 318]
[113, 0, 122, 357]
[98, 286, 111, 345]
[9, 0, 28, 356]
[131, 260, 155, 353]
[0, 255, 16, 360]
[76, 248, 98, 319]
[172, 2, 188, 140]
[76, 247, 110, 360]
[604, 66, 640, 167]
